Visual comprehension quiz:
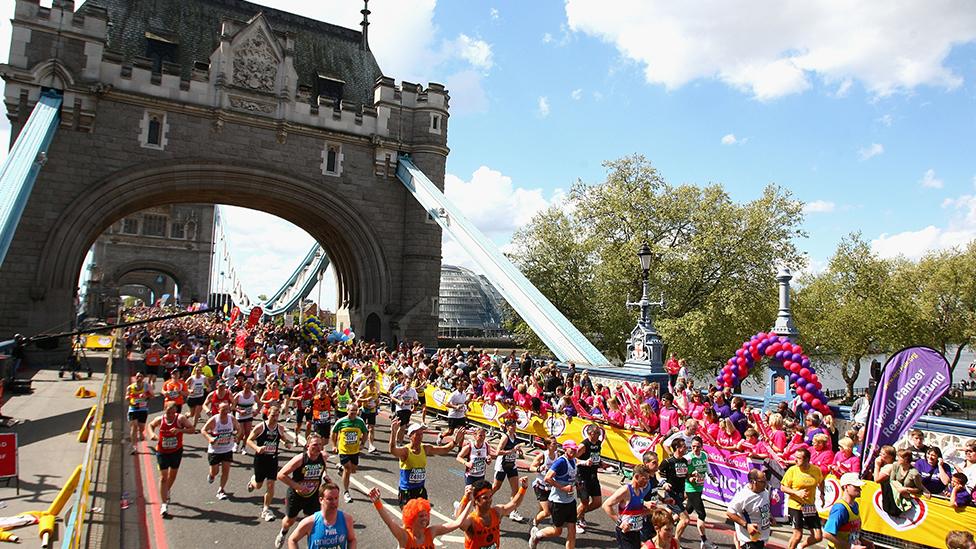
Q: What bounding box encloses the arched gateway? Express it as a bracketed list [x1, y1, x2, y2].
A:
[0, 0, 447, 351]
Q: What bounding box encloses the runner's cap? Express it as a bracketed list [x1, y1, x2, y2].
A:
[839, 472, 865, 487]
[562, 439, 578, 450]
[406, 423, 427, 435]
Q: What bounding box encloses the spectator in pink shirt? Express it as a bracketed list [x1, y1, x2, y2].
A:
[659, 393, 681, 436]
[810, 433, 835, 475]
[830, 437, 861, 477]
[716, 418, 743, 451]
[686, 392, 706, 421]
[768, 413, 788, 453]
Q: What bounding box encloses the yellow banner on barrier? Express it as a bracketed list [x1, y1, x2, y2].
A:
[83, 334, 114, 350]
[817, 474, 976, 546]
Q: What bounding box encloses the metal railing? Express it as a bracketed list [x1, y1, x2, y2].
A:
[60, 337, 115, 548]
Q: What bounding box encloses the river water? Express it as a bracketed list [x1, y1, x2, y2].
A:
[738, 347, 975, 396]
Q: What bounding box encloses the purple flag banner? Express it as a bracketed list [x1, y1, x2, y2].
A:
[702, 445, 787, 519]
[860, 346, 950, 474]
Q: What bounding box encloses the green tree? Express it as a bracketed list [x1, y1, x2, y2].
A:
[509, 154, 806, 374]
[793, 233, 906, 399]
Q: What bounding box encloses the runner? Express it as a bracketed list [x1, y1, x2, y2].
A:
[391, 379, 419, 444]
[368, 486, 469, 549]
[685, 436, 716, 549]
[235, 379, 258, 454]
[575, 425, 604, 533]
[126, 372, 152, 454]
[145, 401, 195, 516]
[331, 402, 368, 503]
[781, 447, 825, 549]
[726, 469, 772, 549]
[529, 439, 580, 549]
[356, 370, 380, 453]
[601, 464, 656, 549]
[658, 438, 691, 543]
[389, 418, 464, 506]
[529, 437, 560, 527]
[185, 365, 210, 432]
[143, 342, 163, 386]
[312, 382, 335, 445]
[247, 405, 294, 522]
[457, 426, 493, 488]
[287, 481, 357, 549]
[261, 379, 284, 418]
[207, 379, 234, 418]
[491, 419, 526, 522]
[459, 477, 531, 549]
[276, 433, 331, 548]
[440, 377, 469, 443]
[162, 368, 188, 414]
[291, 375, 317, 443]
[644, 509, 680, 549]
[823, 473, 874, 549]
[333, 378, 354, 421]
[202, 401, 241, 501]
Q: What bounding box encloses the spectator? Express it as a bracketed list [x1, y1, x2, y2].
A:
[729, 397, 749, 436]
[907, 429, 929, 464]
[830, 438, 861, 477]
[643, 508, 679, 549]
[946, 530, 976, 549]
[712, 393, 732, 419]
[716, 418, 743, 451]
[849, 387, 870, 427]
[949, 473, 972, 510]
[961, 440, 976, 491]
[810, 433, 835, 476]
[915, 447, 952, 495]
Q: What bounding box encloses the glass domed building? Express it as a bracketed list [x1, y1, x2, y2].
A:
[438, 265, 507, 337]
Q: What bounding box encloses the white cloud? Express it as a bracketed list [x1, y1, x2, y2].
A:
[920, 168, 944, 189]
[571, 88, 583, 100]
[538, 96, 550, 117]
[444, 166, 555, 236]
[721, 133, 738, 145]
[543, 33, 554, 44]
[490, 8, 499, 20]
[834, 78, 853, 97]
[858, 143, 884, 160]
[802, 200, 836, 214]
[564, 1, 976, 100]
[872, 192, 976, 259]
[877, 114, 894, 127]
[448, 34, 494, 71]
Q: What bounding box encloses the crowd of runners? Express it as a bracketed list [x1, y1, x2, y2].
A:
[121, 308, 976, 549]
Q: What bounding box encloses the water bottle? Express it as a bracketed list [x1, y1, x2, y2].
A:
[120, 491, 130, 510]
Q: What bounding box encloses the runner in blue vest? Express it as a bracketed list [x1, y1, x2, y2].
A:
[287, 480, 356, 549]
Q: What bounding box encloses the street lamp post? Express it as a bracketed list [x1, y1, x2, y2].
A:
[623, 242, 668, 384]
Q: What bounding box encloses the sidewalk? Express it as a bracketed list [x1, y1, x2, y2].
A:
[0, 351, 112, 545]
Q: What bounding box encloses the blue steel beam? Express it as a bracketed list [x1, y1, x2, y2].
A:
[396, 156, 610, 367]
[0, 91, 62, 266]
[262, 244, 330, 316]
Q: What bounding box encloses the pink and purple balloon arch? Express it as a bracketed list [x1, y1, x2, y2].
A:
[716, 331, 831, 416]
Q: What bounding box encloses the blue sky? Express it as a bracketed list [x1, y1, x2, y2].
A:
[3, 1, 975, 310]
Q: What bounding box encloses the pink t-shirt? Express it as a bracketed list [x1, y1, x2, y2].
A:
[659, 407, 680, 435]
[717, 429, 742, 449]
[831, 451, 861, 475]
[770, 429, 788, 453]
[687, 402, 706, 421]
[810, 447, 835, 475]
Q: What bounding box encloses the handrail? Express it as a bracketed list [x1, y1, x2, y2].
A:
[60, 334, 116, 548]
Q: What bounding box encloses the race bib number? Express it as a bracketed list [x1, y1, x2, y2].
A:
[801, 504, 817, 517]
[503, 452, 517, 463]
[190, 384, 204, 397]
[264, 442, 278, 454]
[470, 458, 486, 477]
[622, 514, 643, 530]
[590, 454, 601, 465]
[161, 436, 179, 450]
[408, 468, 426, 484]
[344, 431, 360, 444]
[133, 398, 147, 409]
[675, 463, 688, 477]
[215, 432, 233, 446]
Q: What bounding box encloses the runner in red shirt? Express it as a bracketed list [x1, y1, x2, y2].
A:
[162, 369, 188, 413]
[146, 401, 194, 516]
[143, 343, 163, 386]
[208, 381, 235, 417]
[290, 376, 316, 442]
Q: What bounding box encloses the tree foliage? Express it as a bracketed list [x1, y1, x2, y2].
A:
[508, 155, 806, 376]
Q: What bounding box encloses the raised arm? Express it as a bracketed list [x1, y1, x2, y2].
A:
[367, 487, 409, 546]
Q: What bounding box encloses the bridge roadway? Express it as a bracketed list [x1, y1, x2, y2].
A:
[125, 382, 791, 549]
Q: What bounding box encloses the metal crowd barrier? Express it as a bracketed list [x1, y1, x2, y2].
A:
[60, 336, 115, 548]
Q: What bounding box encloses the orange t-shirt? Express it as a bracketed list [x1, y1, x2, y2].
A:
[162, 380, 186, 405]
[464, 509, 499, 549]
[406, 528, 435, 549]
[261, 389, 281, 415]
[144, 349, 161, 366]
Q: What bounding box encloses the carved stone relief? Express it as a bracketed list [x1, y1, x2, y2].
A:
[232, 33, 278, 92]
[228, 95, 274, 114]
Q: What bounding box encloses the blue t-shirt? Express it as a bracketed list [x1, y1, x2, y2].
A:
[823, 500, 855, 536]
[309, 510, 348, 549]
[547, 456, 577, 504]
[729, 410, 749, 435]
[713, 402, 732, 418]
[914, 459, 950, 494]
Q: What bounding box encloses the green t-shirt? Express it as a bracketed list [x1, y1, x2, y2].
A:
[685, 451, 709, 493]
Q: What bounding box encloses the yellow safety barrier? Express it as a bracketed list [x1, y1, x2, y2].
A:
[73, 387, 96, 399]
[76, 407, 95, 443]
[46, 465, 80, 517]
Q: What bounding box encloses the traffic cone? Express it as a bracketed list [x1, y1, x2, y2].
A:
[74, 387, 96, 398]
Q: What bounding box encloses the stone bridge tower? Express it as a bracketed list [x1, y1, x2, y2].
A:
[0, 0, 448, 352]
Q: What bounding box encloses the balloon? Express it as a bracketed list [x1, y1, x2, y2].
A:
[802, 392, 814, 403]
[801, 358, 811, 368]
[343, 328, 351, 335]
[738, 365, 748, 377]
[790, 353, 801, 363]
[805, 382, 817, 393]
[811, 374, 819, 383]
[789, 373, 800, 384]
[736, 357, 746, 366]
[348, 331, 356, 340]
[345, 339, 353, 346]
[723, 373, 734, 385]
[796, 385, 806, 395]
[782, 343, 794, 353]
[779, 336, 789, 343]
[769, 343, 783, 355]
[799, 368, 811, 379]
[736, 349, 745, 357]
[756, 332, 767, 340]
[800, 402, 812, 413]
[742, 342, 751, 349]
[793, 346, 803, 355]
[764, 346, 776, 357]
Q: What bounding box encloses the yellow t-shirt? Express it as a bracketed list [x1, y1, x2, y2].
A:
[782, 463, 823, 510]
[333, 416, 368, 455]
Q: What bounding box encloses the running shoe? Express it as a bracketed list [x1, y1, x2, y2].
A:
[232, 442, 238, 453]
[700, 541, 716, 549]
[274, 530, 285, 548]
[344, 491, 352, 503]
[528, 526, 540, 549]
[240, 444, 247, 455]
[160, 503, 168, 516]
[246, 476, 255, 493]
[216, 489, 228, 500]
[576, 519, 586, 533]
[261, 508, 275, 522]
[207, 473, 214, 484]
[509, 510, 524, 522]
